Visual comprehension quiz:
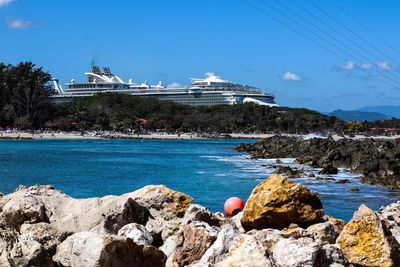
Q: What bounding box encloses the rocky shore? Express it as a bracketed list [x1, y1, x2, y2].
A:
[236, 135, 400, 190]
[0, 175, 399, 266]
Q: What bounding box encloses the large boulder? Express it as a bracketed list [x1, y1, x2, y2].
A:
[129, 185, 193, 241]
[130, 185, 192, 219]
[336, 204, 396, 267]
[379, 201, 400, 255]
[0, 192, 48, 230]
[215, 233, 273, 267]
[0, 228, 54, 267]
[271, 237, 325, 267]
[20, 222, 67, 256]
[52, 231, 166, 267]
[253, 228, 347, 267]
[318, 165, 338, 175]
[241, 175, 324, 230]
[0, 185, 149, 235]
[172, 221, 219, 266]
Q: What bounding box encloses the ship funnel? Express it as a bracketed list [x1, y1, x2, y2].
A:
[103, 67, 112, 76]
[92, 66, 101, 74]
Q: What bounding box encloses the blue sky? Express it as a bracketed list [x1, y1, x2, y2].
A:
[1, 0, 400, 112]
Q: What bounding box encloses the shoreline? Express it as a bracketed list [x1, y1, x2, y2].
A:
[0, 131, 277, 140]
[1, 130, 399, 141]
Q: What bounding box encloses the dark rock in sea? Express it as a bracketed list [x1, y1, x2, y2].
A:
[316, 177, 336, 182]
[308, 173, 316, 178]
[275, 159, 283, 164]
[348, 188, 360, 192]
[336, 179, 351, 184]
[273, 166, 305, 178]
[235, 135, 400, 190]
[318, 165, 338, 175]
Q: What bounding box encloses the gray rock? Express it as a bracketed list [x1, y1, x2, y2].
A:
[183, 204, 224, 226]
[322, 244, 349, 266]
[307, 221, 341, 244]
[0, 194, 47, 230]
[0, 185, 149, 235]
[229, 211, 245, 233]
[193, 223, 241, 266]
[129, 185, 193, 241]
[159, 235, 178, 258]
[271, 237, 324, 267]
[20, 222, 67, 255]
[215, 233, 273, 267]
[117, 223, 153, 245]
[0, 228, 54, 267]
[52, 231, 166, 267]
[379, 201, 400, 263]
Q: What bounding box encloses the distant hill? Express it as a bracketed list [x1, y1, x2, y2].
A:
[329, 109, 391, 122]
[357, 105, 400, 118]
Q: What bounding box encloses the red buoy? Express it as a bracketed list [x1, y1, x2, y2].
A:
[224, 197, 244, 217]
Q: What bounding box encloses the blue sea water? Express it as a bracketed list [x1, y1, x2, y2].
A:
[0, 138, 399, 221]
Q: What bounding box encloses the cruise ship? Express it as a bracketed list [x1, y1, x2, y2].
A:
[52, 66, 278, 107]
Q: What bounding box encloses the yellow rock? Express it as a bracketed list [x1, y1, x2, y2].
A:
[336, 204, 394, 267]
[241, 175, 324, 230]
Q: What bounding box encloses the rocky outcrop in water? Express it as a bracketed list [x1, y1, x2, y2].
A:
[0, 176, 399, 266]
[236, 135, 400, 190]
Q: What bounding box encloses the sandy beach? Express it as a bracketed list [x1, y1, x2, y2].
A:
[0, 130, 399, 141]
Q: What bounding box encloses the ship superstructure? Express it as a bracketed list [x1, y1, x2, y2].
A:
[52, 66, 278, 107]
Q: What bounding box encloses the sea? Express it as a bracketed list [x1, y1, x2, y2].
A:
[1, 138, 399, 221]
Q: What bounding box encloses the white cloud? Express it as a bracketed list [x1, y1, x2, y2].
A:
[281, 71, 302, 82]
[0, 0, 15, 7]
[167, 82, 182, 88]
[377, 61, 392, 70]
[6, 18, 31, 29]
[341, 61, 355, 70]
[360, 63, 373, 70]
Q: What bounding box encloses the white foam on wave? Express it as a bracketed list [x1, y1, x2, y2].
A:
[202, 152, 400, 211]
[302, 133, 326, 140]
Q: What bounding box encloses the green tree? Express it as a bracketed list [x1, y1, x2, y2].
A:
[6, 62, 52, 128]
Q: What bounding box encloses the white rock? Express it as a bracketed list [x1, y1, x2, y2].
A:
[193, 223, 240, 266]
[272, 237, 323, 267]
[216, 234, 273, 267]
[160, 235, 178, 258]
[117, 223, 153, 245]
[52, 231, 166, 267]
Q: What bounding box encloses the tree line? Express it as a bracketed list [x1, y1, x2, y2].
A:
[0, 62, 53, 129]
[2, 61, 399, 135]
[49, 93, 347, 134]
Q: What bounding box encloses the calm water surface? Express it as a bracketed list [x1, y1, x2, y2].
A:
[1, 138, 399, 221]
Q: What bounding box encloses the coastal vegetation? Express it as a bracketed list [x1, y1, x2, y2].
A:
[0, 62, 52, 129]
[0, 62, 345, 134]
[49, 93, 346, 134]
[2, 61, 400, 136]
